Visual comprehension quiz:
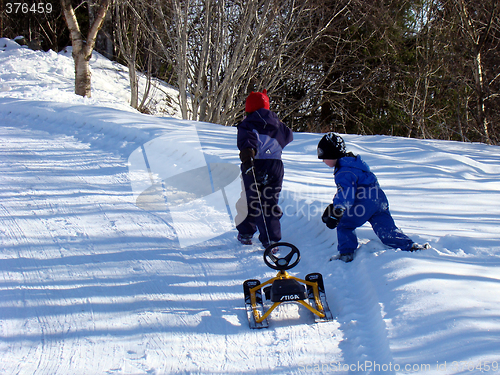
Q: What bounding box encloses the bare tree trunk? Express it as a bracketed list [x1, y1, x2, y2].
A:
[473, 50, 489, 142]
[61, 0, 111, 98]
[171, 0, 190, 120]
[74, 53, 92, 96]
[138, 52, 153, 112]
[129, 60, 139, 109]
[454, 0, 498, 144]
[115, 0, 140, 109]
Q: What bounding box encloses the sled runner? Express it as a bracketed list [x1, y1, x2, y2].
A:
[243, 242, 334, 329]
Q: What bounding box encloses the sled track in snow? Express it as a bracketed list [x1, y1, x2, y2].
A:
[0, 132, 82, 374]
[0, 121, 173, 374]
[0, 111, 345, 374]
[331, 260, 396, 374]
[280, 200, 396, 374]
[3, 102, 396, 374]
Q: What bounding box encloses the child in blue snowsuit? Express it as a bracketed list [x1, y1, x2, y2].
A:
[236, 90, 293, 248]
[317, 133, 425, 262]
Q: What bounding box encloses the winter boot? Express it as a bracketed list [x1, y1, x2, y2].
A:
[237, 233, 253, 245]
[263, 241, 279, 254]
[410, 243, 431, 251]
[338, 253, 354, 263]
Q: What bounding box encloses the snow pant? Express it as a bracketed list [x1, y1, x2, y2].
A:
[336, 187, 413, 254]
[236, 159, 284, 246]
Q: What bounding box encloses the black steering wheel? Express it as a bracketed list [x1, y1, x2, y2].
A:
[263, 242, 301, 271]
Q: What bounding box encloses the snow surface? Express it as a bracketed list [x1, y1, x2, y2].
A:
[1, 38, 500, 375]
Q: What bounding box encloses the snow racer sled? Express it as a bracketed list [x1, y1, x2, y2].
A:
[243, 242, 334, 329]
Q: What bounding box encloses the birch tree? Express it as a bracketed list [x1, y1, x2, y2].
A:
[115, 0, 155, 110]
[61, 0, 112, 97]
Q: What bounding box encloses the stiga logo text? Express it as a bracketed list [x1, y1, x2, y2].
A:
[280, 294, 301, 301]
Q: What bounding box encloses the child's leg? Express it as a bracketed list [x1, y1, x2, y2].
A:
[257, 181, 282, 245]
[336, 223, 359, 254]
[336, 209, 371, 254]
[254, 161, 284, 246]
[235, 173, 257, 236]
[369, 209, 413, 251]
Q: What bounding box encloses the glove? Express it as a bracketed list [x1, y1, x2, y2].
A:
[240, 148, 256, 175]
[322, 204, 345, 229]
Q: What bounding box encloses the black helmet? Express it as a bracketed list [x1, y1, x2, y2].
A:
[317, 132, 346, 159]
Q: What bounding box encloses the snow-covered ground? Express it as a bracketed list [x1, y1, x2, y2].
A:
[1, 38, 500, 375]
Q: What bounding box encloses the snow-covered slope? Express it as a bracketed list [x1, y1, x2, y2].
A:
[0, 37, 180, 118]
[1, 38, 500, 375]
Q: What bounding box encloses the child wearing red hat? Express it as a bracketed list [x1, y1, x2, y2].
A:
[245, 90, 270, 113]
[235, 89, 293, 248]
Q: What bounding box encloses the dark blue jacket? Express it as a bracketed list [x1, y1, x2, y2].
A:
[237, 109, 293, 160]
[332, 154, 414, 253]
[333, 155, 381, 210]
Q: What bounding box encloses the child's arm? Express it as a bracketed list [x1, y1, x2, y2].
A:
[322, 204, 345, 229]
[333, 170, 358, 211]
[239, 148, 256, 174]
[281, 123, 293, 147]
[237, 121, 258, 151]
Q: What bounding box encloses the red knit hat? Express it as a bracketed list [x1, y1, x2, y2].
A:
[245, 89, 270, 113]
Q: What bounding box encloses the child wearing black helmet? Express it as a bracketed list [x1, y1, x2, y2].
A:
[317, 132, 428, 262]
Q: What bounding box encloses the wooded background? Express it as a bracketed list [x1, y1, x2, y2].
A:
[2, 0, 499, 144]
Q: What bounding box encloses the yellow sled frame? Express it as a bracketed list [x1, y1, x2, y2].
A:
[248, 270, 327, 324]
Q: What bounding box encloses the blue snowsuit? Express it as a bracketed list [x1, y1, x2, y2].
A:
[332, 155, 414, 254]
[236, 108, 293, 246]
